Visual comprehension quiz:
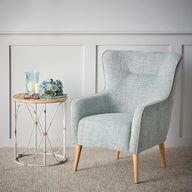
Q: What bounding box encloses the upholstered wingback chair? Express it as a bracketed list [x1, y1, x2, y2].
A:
[71, 50, 181, 183]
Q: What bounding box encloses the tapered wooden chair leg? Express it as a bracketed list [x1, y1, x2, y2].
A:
[115, 151, 120, 160]
[74, 145, 82, 171]
[133, 154, 139, 184]
[159, 142, 167, 168]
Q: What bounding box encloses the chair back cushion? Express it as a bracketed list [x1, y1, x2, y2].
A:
[102, 51, 181, 113]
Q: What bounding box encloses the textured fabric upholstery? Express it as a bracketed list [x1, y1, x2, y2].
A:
[70, 92, 111, 144]
[78, 113, 133, 152]
[71, 50, 181, 154]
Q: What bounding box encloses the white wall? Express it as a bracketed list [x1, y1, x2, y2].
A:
[0, 0, 192, 148]
[0, 0, 192, 32]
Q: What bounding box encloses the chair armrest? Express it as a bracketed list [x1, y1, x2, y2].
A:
[129, 97, 173, 154]
[70, 92, 111, 144]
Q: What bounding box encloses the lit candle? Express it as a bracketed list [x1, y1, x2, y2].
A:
[35, 83, 41, 94]
[28, 82, 35, 93]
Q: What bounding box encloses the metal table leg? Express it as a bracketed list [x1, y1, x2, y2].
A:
[14, 101, 67, 166]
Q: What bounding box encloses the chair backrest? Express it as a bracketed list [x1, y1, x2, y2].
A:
[102, 50, 181, 114]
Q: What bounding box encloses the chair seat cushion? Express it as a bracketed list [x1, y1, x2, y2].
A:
[78, 113, 133, 152]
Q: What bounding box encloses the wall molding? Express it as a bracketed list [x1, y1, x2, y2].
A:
[0, 33, 192, 147]
[8, 44, 86, 144]
[1, 31, 192, 35]
[96, 44, 171, 92]
[180, 44, 192, 138]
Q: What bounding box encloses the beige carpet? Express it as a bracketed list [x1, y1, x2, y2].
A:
[0, 147, 192, 192]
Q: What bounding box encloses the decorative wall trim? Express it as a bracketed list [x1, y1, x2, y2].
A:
[9, 45, 12, 139]
[180, 44, 192, 138]
[0, 33, 191, 147]
[96, 44, 170, 92]
[9, 44, 85, 140]
[1, 31, 192, 35]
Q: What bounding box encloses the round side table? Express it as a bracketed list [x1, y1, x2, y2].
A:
[13, 93, 68, 167]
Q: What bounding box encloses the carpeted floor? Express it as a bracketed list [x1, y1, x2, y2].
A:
[0, 147, 192, 192]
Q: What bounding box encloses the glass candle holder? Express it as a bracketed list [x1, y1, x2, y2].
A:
[25, 72, 39, 94]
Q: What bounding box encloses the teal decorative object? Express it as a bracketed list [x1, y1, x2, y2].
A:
[42, 79, 64, 98]
[25, 72, 39, 93]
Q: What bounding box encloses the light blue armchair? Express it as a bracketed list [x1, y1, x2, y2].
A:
[70, 50, 181, 183]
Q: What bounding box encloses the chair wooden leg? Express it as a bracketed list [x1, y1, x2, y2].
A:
[115, 151, 120, 160]
[133, 154, 139, 184]
[159, 142, 167, 168]
[74, 145, 82, 171]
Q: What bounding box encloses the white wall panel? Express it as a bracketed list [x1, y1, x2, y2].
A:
[11, 45, 84, 147]
[96, 45, 170, 92]
[181, 45, 192, 138]
[0, 33, 191, 148]
[11, 45, 84, 97]
[0, 0, 192, 33]
[0, 0, 192, 148]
